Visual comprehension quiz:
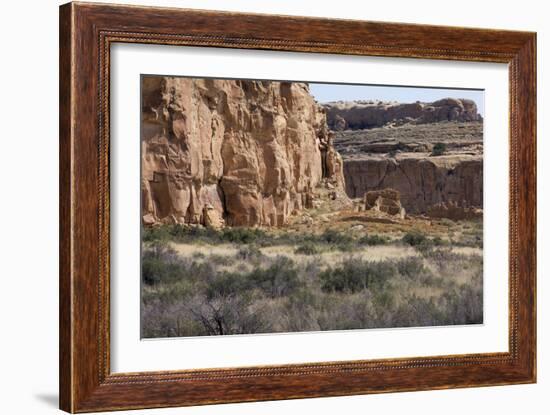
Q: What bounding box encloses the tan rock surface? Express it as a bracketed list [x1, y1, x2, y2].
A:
[344, 153, 482, 213]
[141, 77, 345, 227]
[364, 188, 406, 219]
[332, 119, 483, 214]
[324, 98, 481, 130]
[426, 201, 483, 220]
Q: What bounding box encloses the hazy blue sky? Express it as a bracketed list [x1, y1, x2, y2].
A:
[309, 83, 485, 117]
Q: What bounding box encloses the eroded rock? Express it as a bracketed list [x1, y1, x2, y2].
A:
[426, 202, 483, 220]
[345, 154, 482, 214]
[324, 98, 481, 130]
[141, 77, 346, 227]
[364, 188, 406, 219]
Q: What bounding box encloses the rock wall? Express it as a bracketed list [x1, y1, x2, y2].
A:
[344, 155, 482, 213]
[324, 98, 481, 131]
[141, 77, 345, 227]
[364, 189, 406, 219]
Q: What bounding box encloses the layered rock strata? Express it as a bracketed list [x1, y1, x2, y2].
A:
[141, 77, 345, 227]
[344, 154, 482, 214]
[330, 107, 484, 216]
[324, 98, 481, 131]
[426, 202, 483, 220]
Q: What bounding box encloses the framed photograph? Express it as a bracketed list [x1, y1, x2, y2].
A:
[59, 2, 536, 412]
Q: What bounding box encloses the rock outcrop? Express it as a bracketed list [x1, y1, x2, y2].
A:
[344, 154, 482, 214]
[141, 76, 345, 227]
[324, 98, 481, 131]
[364, 189, 406, 219]
[426, 202, 483, 220]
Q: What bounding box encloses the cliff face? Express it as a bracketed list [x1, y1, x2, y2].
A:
[344, 155, 482, 213]
[331, 109, 483, 215]
[324, 98, 481, 131]
[141, 77, 345, 227]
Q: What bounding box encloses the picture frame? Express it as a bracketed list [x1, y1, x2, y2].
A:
[59, 2, 536, 412]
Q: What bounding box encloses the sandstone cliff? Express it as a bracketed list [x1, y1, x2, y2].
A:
[324, 98, 481, 131]
[344, 154, 482, 213]
[331, 114, 483, 215]
[141, 77, 345, 227]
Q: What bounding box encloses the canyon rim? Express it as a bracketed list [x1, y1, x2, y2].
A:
[140, 76, 484, 338]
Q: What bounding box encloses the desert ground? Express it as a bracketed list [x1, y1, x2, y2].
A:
[141, 202, 483, 337]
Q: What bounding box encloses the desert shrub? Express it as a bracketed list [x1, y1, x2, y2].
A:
[236, 244, 264, 260]
[141, 298, 205, 338]
[402, 231, 429, 247]
[192, 251, 206, 260]
[373, 290, 396, 310]
[141, 224, 485, 336]
[142, 280, 195, 305]
[391, 295, 443, 327]
[204, 271, 248, 300]
[320, 265, 363, 293]
[283, 289, 322, 332]
[455, 230, 483, 248]
[321, 229, 354, 246]
[294, 242, 321, 255]
[143, 224, 395, 250]
[142, 225, 171, 242]
[401, 232, 445, 254]
[360, 261, 396, 290]
[168, 224, 220, 243]
[183, 261, 217, 282]
[320, 259, 396, 293]
[396, 257, 428, 279]
[188, 292, 271, 335]
[143, 225, 274, 246]
[143, 254, 215, 287]
[141, 242, 182, 285]
[221, 227, 267, 244]
[316, 291, 378, 331]
[208, 254, 233, 266]
[423, 249, 483, 278]
[438, 284, 483, 325]
[249, 256, 302, 298]
[359, 234, 389, 246]
[431, 142, 447, 156]
[422, 247, 458, 262]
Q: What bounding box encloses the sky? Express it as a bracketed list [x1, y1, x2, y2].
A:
[309, 83, 485, 117]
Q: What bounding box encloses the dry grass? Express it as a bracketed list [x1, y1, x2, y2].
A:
[142, 225, 483, 338]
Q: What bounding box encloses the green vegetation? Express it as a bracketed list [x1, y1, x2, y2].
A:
[142, 224, 390, 252]
[359, 234, 389, 246]
[402, 231, 449, 254]
[320, 259, 395, 293]
[431, 142, 447, 156]
[294, 242, 322, 255]
[402, 231, 429, 247]
[141, 226, 483, 338]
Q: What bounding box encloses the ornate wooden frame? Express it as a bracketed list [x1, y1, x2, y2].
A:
[59, 2, 536, 412]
